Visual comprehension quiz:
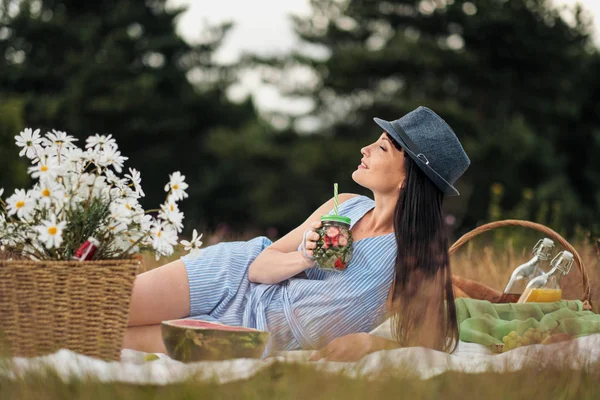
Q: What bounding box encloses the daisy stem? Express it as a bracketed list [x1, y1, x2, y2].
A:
[84, 174, 98, 211]
[1, 245, 39, 260]
[33, 145, 43, 163]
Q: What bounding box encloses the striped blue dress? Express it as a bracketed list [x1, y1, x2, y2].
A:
[180, 195, 396, 356]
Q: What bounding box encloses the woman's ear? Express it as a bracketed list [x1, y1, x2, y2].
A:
[398, 179, 405, 191]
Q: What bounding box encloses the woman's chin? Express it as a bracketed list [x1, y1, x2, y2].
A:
[351, 170, 367, 187]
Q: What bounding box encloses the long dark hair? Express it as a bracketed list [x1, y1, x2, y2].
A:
[387, 134, 458, 352]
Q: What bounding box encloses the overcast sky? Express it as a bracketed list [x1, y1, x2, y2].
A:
[166, 0, 600, 114]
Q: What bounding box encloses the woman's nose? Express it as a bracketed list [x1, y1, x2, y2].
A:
[361, 147, 369, 156]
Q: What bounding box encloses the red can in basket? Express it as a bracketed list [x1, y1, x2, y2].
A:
[72, 237, 100, 261]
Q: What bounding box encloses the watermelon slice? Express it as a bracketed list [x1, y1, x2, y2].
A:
[161, 319, 270, 362]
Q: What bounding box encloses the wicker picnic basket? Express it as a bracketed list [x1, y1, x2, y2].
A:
[448, 219, 593, 310]
[0, 259, 139, 361]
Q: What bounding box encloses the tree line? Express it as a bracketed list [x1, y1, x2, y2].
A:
[1, 0, 598, 239]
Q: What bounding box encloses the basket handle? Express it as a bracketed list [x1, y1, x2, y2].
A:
[449, 219, 592, 310]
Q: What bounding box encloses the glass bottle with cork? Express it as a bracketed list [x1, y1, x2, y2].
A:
[518, 250, 573, 303]
[499, 238, 555, 303]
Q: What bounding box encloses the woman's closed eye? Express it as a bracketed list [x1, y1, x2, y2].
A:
[379, 145, 386, 151]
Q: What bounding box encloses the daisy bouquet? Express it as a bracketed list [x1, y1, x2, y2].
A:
[0, 128, 204, 261]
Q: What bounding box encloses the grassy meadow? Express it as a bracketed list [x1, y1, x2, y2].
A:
[1, 229, 599, 399]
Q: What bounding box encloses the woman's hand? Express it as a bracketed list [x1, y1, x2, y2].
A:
[308, 333, 377, 362]
[309, 333, 403, 362]
[301, 221, 322, 259]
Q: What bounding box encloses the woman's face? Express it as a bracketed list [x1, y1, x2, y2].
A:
[352, 132, 406, 194]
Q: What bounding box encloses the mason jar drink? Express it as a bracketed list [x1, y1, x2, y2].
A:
[308, 215, 354, 272]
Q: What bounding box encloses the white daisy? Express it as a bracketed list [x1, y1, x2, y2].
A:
[110, 235, 132, 253]
[27, 144, 50, 164]
[57, 172, 77, 196]
[180, 229, 203, 258]
[27, 158, 60, 181]
[159, 199, 184, 232]
[124, 168, 145, 197]
[42, 130, 78, 148]
[163, 171, 188, 201]
[33, 181, 64, 208]
[78, 173, 107, 199]
[0, 188, 3, 197]
[85, 134, 117, 150]
[151, 222, 177, 259]
[98, 144, 128, 173]
[109, 198, 137, 224]
[117, 231, 145, 254]
[0, 213, 7, 230]
[15, 128, 42, 159]
[62, 147, 86, 172]
[104, 168, 124, 187]
[6, 189, 35, 219]
[133, 213, 153, 232]
[83, 147, 102, 164]
[0, 223, 17, 246]
[109, 185, 137, 202]
[106, 221, 128, 236]
[36, 215, 67, 249]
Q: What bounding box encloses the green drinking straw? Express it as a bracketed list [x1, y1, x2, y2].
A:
[333, 183, 339, 215]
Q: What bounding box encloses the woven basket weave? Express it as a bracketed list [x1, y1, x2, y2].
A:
[449, 219, 592, 309]
[0, 259, 139, 361]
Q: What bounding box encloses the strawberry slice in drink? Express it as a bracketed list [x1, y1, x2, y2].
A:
[323, 235, 331, 250]
[338, 235, 348, 246]
[326, 227, 340, 238]
[331, 235, 339, 247]
[334, 258, 346, 270]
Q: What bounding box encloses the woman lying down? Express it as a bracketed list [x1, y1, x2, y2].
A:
[124, 107, 497, 362]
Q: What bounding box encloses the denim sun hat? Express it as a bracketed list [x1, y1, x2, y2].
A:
[373, 106, 470, 196]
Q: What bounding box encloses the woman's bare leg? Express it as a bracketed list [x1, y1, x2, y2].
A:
[127, 259, 191, 327]
[123, 325, 166, 353]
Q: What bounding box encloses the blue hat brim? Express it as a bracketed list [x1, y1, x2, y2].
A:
[373, 117, 460, 196]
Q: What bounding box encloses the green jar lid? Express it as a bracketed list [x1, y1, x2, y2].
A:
[320, 215, 351, 225]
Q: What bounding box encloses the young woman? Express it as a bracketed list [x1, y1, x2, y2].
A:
[124, 106, 471, 358]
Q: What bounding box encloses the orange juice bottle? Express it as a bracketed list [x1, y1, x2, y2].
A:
[499, 238, 555, 303]
[518, 251, 574, 303]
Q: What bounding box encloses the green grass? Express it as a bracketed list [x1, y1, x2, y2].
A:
[1, 362, 600, 400]
[2, 233, 599, 399]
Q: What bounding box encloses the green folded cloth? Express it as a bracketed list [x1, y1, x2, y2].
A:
[456, 298, 600, 346]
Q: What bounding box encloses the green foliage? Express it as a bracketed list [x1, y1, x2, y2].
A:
[0, 98, 29, 193]
[2, 0, 599, 238]
[61, 197, 110, 259]
[0, 0, 258, 233]
[253, 0, 600, 236]
[1, 361, 600, 399]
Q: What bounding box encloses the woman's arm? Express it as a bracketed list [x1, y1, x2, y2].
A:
[247, 247, 316, 285]
[248, 193, 359, 285]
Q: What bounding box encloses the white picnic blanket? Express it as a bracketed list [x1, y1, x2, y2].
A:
[2, 334, 599, 384]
